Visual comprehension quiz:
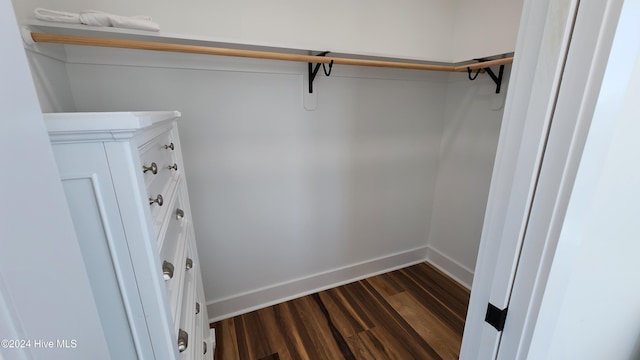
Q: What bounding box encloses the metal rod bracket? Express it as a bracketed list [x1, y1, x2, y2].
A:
[308, 51, 332, 93]
[484, 65, 505, 93]
[467, 58, 505, 93]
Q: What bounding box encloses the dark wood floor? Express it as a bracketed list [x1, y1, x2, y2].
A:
[211, 262, 470, 360]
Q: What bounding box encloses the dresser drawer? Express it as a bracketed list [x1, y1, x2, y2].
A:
[148, 170, 180, 239]
[193, 298, 204, 359]
[193, 272, 205, 359]
[178, 240, 197, 359]
[157, 184, 189, 323]
[140, 129, 180, 234]
[161, 229, 187, 323]
[163, 235, 187, 328]
[139, 129, 180, 193]
[158, 188, 188, 262]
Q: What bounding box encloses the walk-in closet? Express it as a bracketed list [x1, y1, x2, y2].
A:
[6, 0, 638, 359]
[14, 1, 522, 359]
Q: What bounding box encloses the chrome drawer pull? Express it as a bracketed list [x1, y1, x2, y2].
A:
[177, 329, 188, 352]
[142, 162, 158, 174]
[164, 143, 174, 151]
[175, 208, 185, 220]
[185, 258, 193, 270]
[203, 341, 207, 354]
[149, 194, 163, 206]
[168, 163, 178, 171]
[195, 302, 200, 315]
[162, 261, 174, 280]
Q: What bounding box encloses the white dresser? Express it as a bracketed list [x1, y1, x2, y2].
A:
[45, 111, 214, 360]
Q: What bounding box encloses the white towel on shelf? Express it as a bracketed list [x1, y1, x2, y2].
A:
[80, 10, 160, 31]
[34, 8, 81, 24]
[34, 8, 160, 32]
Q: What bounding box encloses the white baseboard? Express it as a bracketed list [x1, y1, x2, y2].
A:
[206, 246, 429, 322]
[425, 245, 474, 289]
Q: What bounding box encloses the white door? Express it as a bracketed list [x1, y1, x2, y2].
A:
[460, 0, 625, 358]
[0, 1, 111, 359]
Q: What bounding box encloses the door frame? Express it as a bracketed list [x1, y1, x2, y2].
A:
[460, 0, 625, 358]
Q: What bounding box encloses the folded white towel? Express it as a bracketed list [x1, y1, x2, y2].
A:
[80, 10, 160, 32]
[109, 16, 160, 32]
[78, 10, 111, 27]
[34, 8, 160, 32]
[34, 8, 81, 24]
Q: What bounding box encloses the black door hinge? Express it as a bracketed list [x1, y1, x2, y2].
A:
[485, 303, 508, 331]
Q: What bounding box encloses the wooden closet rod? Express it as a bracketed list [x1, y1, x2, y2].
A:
[30, 32, 513, 72]
[454, 57, 513, 71]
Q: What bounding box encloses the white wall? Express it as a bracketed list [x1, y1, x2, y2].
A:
[426, 69, 508, 287]
[37, 43, 506, 319]
[13, 0, 458, 62]
[0, 0, 109, 358]
[49, 46, 453, 319]
[13, 0, 523, 63]
[451, 0, 524, 62]
[10, 0, 44, 22]
[25, 47, 75, 112]
[527, 1, 640, 358]
[14, 0, 510, 321]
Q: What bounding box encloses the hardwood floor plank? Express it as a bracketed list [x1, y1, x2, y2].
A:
[292, 294, 349, 359]
[273, 300, 313, 359]
[358, 280, 443, 360]
[332, 285, 377, 330]
[346, 331, 378, 360]
[213, 318, 240, 360]
[388, 291, 462, 360]
[366, 272, 404, 298]
[355, 326, 439, 360]
[246, 310, 279, 358]
[234, 314, 254, 359]
[256, 306, 293, 360]
[317, 287, 372, 337]
[389, 268, 466, 333]
[258, 353, 281, 360]
[402, 264, 469, 318]
[236, 310, 281, 360]
[311, 293, 356, 359]
[211, 262, 468, 360]
[329, 280, 442, 359]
